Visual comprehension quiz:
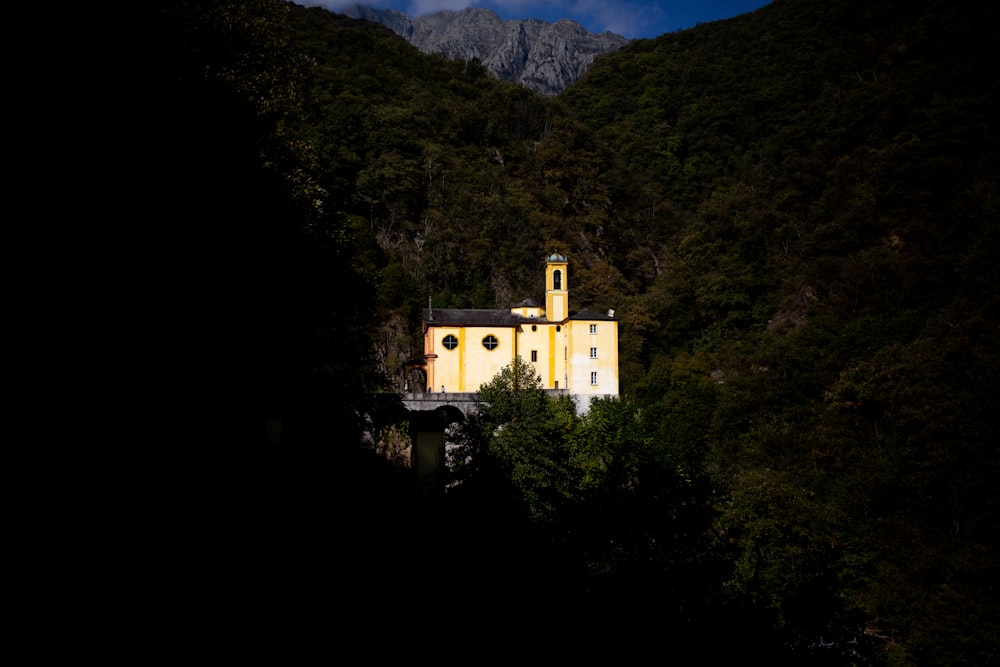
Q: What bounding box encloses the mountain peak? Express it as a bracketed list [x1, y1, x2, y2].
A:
[337, 4, 629, 95]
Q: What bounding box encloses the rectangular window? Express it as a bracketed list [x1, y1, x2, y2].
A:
[531, 350, 537, 362]
[589, 324, 598, 334]
[590, 347, 598, 359]
[591, 372, 598, 385]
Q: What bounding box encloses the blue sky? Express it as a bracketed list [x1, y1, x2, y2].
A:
[307, 1, 772, 39]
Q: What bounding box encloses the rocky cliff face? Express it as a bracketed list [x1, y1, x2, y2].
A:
[337, 4, 628, 95]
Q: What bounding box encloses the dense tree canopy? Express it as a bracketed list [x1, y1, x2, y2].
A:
[129, 0, 999, 661]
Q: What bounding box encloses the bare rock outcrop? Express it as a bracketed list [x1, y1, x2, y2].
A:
[338, 4, 629, 95]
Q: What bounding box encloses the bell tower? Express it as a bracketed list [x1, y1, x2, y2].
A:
[545, 253, 568, 322]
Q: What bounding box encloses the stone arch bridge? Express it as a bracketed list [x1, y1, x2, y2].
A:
[401, 390, 570, 494]
[402, 392, 476, 495]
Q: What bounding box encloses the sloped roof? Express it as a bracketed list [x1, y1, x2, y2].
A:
[424, 306, 616, 326]
[569, 308, 617, 321]
[424, 308, 526, 327]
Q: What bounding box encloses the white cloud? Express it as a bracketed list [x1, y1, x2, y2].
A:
[409, 0, 576, 18]
[301, 0, 663, 37]
[408, 0, 475, 13]
[491, 0, 655, 37]
[305, 0, 366, 9]
[489, 0, 558, 11]
[570, 0, 664, 36]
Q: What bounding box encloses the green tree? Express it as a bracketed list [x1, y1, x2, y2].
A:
[449, 356, 581, 524]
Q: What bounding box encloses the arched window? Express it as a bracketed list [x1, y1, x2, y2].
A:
[442, 335, 458, 350]
[482, 335, 499, 350]
[553, 269, 562, 290]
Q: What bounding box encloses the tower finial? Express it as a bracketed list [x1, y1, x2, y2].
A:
[428, 296, 433, 320]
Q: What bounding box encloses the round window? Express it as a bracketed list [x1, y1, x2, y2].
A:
[442, 335, 458, 350]
[482, 335, 499, 350]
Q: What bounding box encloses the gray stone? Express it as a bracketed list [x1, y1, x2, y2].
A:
[337, 4, 629, 95]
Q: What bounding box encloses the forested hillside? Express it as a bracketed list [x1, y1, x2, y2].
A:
[133, 1, 998, 662]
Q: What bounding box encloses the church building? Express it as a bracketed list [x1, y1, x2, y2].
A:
[418, 253, 619, 407]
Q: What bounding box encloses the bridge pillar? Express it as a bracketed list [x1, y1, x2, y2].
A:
[407, 404, 466, 496]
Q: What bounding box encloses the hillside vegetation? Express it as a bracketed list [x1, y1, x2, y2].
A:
[134, 1, 998, 662]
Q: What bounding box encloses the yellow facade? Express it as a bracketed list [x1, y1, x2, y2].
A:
[424, 325, 518, 393]
[420, 254, 619, 405]
[566, 318, 620, 397]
